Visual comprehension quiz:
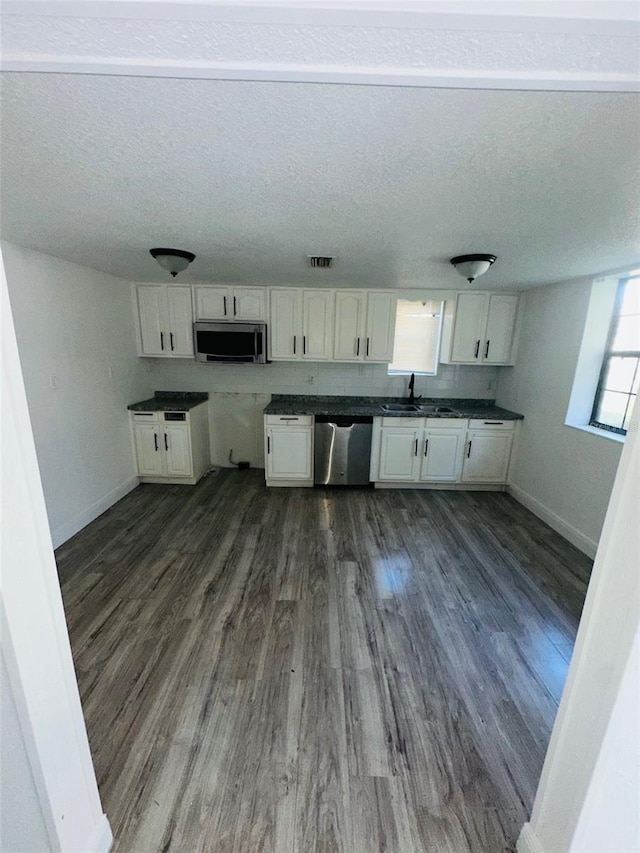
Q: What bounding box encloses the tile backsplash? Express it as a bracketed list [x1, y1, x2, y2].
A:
[147, 359, 500, 399]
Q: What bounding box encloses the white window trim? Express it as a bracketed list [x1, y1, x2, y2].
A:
[565, 272, 639, 442]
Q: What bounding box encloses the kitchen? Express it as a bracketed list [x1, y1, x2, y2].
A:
[1, 4, 638, 853]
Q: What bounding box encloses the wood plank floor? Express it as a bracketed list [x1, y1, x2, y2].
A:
[56, 470, 592, 853]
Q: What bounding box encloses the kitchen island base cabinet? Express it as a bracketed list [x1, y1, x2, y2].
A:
[131, 404, 210, 485]
[264, 415, 314, 487]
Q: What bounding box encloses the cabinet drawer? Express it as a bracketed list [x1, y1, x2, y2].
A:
[468, 419, 516, 430]
[131, 411, 159, 423]
[265, 414, 313, 426]
[381, 417, 423, 427]
[424, 417, 468, 429]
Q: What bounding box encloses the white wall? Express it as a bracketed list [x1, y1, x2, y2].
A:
[496, 276, 623, 556]
[2, 242, 152, 547]
[517, 403, 639, 853]
[147, 358, 500, 468]
[0, 654, 50, 853]
[1, 257, 111, 852]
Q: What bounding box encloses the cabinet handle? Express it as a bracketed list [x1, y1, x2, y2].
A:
[356, 337, 360, 356]
[414, 438, 418, 457]
[154, 433, 159, 452]
[366, 337, 370, 357]
[164, 433, 168, 451]
[223, 296, 227, 316]
[424, 438, 429, 457]
[484, 421, 504, 425]
[474, 339, 480, 359]
[485, 340, 490, 359]
[267, 435, 271, 454]
[281, 417, 299, 421]
[303, 335, 306, 355]
[233, 296, 237, 316]
[293, 335, 296, 354]
[160, 332, 165, 351]
[170, 332, 174, 351]
[467, 440, 472, 458]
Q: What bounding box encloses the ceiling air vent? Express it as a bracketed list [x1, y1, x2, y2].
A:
[307, 255, 334, 269]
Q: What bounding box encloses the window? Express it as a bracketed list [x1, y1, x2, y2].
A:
[590, 276, 640, 435]
[388, 299, 443, 375]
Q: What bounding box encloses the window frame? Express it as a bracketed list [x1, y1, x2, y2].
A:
[589, 277, 639, 436]
[387, 298, 444, 377]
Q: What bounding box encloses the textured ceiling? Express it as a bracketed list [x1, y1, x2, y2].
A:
[1, 73, 639, 289]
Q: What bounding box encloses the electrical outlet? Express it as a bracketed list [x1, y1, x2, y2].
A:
[49, 375, 58, 390]
[307, 374, 315, 385]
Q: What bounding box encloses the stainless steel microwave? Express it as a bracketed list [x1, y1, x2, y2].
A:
[193, 321, 267, 364]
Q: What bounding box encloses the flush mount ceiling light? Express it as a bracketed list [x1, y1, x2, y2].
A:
[149, 248, 196, 278]
[450, 253, 497, 283]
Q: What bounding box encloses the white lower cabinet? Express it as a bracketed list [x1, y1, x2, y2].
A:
[131, 405, 210, 484]
[419, 429, 464, 482]
[377, 427, 421, 481]
[264, 415, 314, 486]
[461, 428, 514, 484]
[372, 417, 514, 487]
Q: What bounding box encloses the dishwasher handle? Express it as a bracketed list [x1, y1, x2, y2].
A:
[315, 415, 373, 427]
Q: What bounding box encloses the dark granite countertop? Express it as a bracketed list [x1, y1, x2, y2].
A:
[264, 395, 523, 420]
[128, 391, 209, 412]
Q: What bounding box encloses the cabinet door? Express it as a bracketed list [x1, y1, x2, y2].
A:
[377, 428, 420, 481]
[269, 289, 302, 360]
[419, 430, 463, 482]
[167, 286, 194, 356]
[334, 291, 366, 360]
[266, 426, 312, 479]
[451, 293, 488, 363]
[231, 287, 267, 321]
[133, 423, 164, 476]
[302, 290, 333, 360]
[461, 432, 513, 483]
[137, 285, 168, 356]
[483, 294, 518, 364]
[365, 292, 396, 362]
[195, 286, 230, 320]
[164, 425, 193, 477]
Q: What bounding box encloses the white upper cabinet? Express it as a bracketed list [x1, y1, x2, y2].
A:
[136, 284, 194, 358]
[269, 288, 302, 360]
[333, 291, 366, 361]
[483, 294, 519, 364]
[270, 289, 334, 361]
[334, 290, 396, 362]
[194, 286, 267, 322]
[365, 291, 397, 362]
[302, 290, 334, 360]
[166, 286, 195, 356]
[441, 291, 519, 366]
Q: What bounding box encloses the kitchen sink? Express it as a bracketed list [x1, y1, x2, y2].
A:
[417, 405, 457, 414]
[379, 403, 421, 412]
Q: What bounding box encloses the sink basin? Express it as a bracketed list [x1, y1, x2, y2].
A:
[417, 405, 457, 414]
[380, 403, 420, 412]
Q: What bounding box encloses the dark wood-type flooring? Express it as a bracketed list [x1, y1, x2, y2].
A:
[56, 470, 592, 852]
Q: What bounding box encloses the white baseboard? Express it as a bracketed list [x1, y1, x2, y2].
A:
[507, 483, 598, 558]
[516, 822, 545, 853]
[51, 475, 139, 549]
[84, 813, 113, 853]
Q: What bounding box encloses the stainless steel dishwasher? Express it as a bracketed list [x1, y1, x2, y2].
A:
[314, 415, 373, 485]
